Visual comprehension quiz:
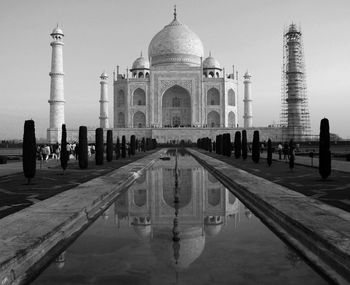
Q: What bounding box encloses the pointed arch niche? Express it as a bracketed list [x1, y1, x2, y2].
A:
[207, 111, 220, 128]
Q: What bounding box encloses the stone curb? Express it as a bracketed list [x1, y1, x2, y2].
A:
[188, 149, 350, 285]
[0, 150, 164, 285]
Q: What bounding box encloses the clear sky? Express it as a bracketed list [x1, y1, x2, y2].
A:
[0, 0, 349, 140]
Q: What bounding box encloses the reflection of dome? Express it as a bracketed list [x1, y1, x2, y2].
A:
[204, 224, 222, 236]
[148, 16, 204, 67]
[131, 55, 150, 70]
[203, 55, 220, 69]
[133, 225, 152, 239]
[204, 216, 223, 237]
[151, 227, 205, 269]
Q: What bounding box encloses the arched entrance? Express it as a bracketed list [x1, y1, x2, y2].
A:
[162, 85, 191, 127]
[133, 111, 146, 128]
[228, 111, 236, 128]
[207, 111, 220, 127]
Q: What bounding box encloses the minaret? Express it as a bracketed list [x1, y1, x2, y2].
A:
[47, 24, 65, 143]
[99, 72, 109, 128]
[243, 71, 253, 128]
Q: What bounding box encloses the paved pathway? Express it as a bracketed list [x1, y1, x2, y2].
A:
[268, 152, 350, 173]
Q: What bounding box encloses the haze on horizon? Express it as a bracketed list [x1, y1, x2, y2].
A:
[0, 0, 349, 140]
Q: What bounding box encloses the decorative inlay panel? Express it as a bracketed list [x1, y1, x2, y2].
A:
[160, 80, 192, 94]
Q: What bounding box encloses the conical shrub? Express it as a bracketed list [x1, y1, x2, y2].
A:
[60, 124, 69, 172]
[252, 130, 260, 163]
[115, 137, 120, 160]
[319, 118, 331, 179]
[267, 139, 272, 166]
[23, 120, 36, 184]
[121, 135, 126, 158]
[242, 130, 248, 160]
[234, 131, 242, 159]
[78, 126, 88, 169]
[106, 130, 113, 162]
[95, 128, 104, 165]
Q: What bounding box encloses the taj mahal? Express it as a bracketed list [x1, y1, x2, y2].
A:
[47, 8, 282, 143]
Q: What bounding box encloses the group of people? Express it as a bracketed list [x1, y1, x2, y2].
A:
[277, 141, 296, 162]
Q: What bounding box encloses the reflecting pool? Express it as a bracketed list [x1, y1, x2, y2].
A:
[33, 149, 328, 284]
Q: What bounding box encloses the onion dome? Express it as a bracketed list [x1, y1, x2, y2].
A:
[203, 53, 221, 69]
[51, 24, 64, 36]
[131, 53, 150, 70]
[148, 11, 204, 67]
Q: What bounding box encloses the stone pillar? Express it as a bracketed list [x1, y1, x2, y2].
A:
[99, 72, 109, 128]
[47, 25, 65, 143]
[243, 71, 253, 128]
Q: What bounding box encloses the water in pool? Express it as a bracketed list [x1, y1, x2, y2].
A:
[32, 149, 329, 284]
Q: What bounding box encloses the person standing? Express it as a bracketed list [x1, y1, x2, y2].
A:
[278, 143, 283, 160]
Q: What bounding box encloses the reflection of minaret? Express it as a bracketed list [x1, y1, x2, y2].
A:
[243, 71, 253, 128]
[55, 251, 66, 269]
[99, 72, 109, 128]
[47, 25, 65, 143]
[172, 150, 180, 264]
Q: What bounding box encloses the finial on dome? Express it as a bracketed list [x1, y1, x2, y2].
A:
[209, 51, 212, 57]
[140, 51, 143, 57]
[173, 5, 177, 20]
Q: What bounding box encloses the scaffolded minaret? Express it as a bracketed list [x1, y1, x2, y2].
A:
[280, 24, 310, 141]
[47, 24, 65, 143]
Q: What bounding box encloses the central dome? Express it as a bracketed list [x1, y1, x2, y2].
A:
[148, 17, 204, 67]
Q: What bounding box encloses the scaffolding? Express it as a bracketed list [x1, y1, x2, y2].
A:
[280, 24, 311, 141]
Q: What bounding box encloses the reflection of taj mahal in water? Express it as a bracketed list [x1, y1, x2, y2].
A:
[112, 151, 241, 269]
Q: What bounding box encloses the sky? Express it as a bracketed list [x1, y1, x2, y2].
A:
[0, 0, 349, 140]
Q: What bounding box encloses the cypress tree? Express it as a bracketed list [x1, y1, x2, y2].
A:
[130, 135, 136, 155]
[226, 133, 232, 157]
[319, 118, 331, 179]
[242, 130, 248, 160]
[23, 120, 36, 184]
[252, 130, 260, 163]
[115, 137, 120, 160]
[95, 128, 104, 165]
[78, 126, 88, 169]
[60, 124, 69, 173]
[289, 139, 295, 171]
[121, 135, 126, 158]
[141, 137, 145, 152]
[106, 130, 113, 162]
[234, 131, 242, 159]
[267, 138, 272, 167]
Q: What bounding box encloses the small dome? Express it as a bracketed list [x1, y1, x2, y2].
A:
[51, 25, 64, 36]
[244, 70, 251, 78]
[203, 55, 220, 69]
[133, 225, 151, 240]
[132, 55, 150, 70]
[100, 71, 108, 79]
[148, 17, 204, 67]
